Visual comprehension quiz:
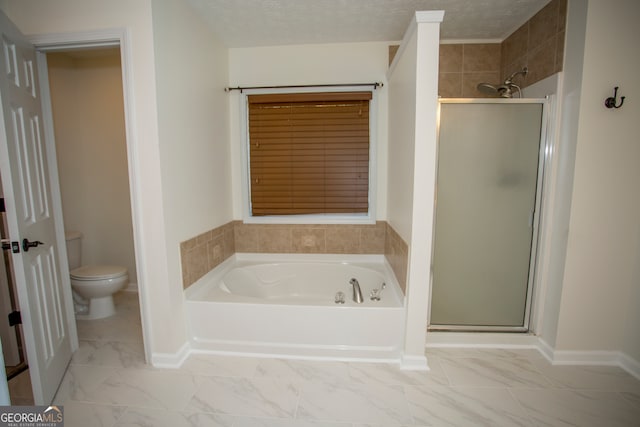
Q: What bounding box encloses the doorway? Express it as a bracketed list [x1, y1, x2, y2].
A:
[429, 99, 547, 331]
[44, 46, 141, 338]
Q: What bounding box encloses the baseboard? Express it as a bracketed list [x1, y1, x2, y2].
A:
[536, 337, 555, 363]
[618, 352, 640, 381]
[426, 331, 540, 348]
[400, 354, 429, 371]
[427, 334, 640, 380]
[549, 349, 622, 366]
[150, 342, 190, 369]
[540, 339, 640, 380]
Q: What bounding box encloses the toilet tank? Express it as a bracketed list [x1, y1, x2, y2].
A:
[64, 231, 83, 270]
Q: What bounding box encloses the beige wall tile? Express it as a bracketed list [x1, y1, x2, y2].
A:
[499, 0, 566, 88]
[234, 223, 259, 252]
[181, 222, 239, 288]
[529, 0, 559, 50]
[385, 224, 408, 295]
[557, 0, 567, 33]
[223, 222, 236, 258]
[389, 44, 399, 66]
[207, 234, 225, 270]
[555, 31, 565, 73]
[292, 227, 326, 253]
[439, 44, 463, 73]
[463, 43, 501, 72]
[526, 37, 557, 85]
[502, 24, 529, 70]
[195, 230, 212, 246]
[326, 226, 360, 254]
[360, 222, 386, 254]
[180, 237, 197, 252]
[258, 225, 293, 253]
[439, 73, 463, 98]
[183, 221, 397, 289]
[186, 245, 208, 286]
[180, 245, 190, 288]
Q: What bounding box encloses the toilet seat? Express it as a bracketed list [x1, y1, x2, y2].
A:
[71, 265, 128, 281]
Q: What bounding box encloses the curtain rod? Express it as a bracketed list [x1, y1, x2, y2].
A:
[224, 82, 383, 93]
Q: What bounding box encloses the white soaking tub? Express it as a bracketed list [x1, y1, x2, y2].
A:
[185, 253, 406, 361]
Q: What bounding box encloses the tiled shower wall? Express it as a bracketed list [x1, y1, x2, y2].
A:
[394, 0, 567, 98]
[180, 221, 408, 294]
[438, 43, 502, 98]
[501, 0, 566, 88]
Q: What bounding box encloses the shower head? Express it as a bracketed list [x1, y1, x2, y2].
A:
[476, 67, 528, 98]
[496, 83, 523, 98]
[476, 82, 498, 95]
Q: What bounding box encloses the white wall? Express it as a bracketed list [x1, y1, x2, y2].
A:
[555, 0, 640, 359]
[387, 33, 417, 244]
[535, 0, 589, 349]
[151, 0, 231, 353]
[228, 42, 390, 220]
[0, 0, 176, 357]
[47, 51, 137, 282]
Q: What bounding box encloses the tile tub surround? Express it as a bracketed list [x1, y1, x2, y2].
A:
[233, 221, 386, 254]
[53, 297, 640, 427]
[385, 222, 409, 295]
[181, 221, 409, 292]
[180, 222, 235, 288]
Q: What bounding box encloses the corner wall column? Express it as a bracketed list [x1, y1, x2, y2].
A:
[387, 10, 443, 370]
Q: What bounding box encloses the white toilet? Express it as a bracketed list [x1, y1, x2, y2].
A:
[65, 231, 128, 320]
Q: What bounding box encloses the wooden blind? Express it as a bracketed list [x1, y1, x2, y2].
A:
[248, 92, 372, 216]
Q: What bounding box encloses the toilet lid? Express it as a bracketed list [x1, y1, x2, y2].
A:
[71, 265, 128, 281]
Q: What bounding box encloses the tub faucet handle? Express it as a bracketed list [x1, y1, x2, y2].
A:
[370, 282, 386, 301]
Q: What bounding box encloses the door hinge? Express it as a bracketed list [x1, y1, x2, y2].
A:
[8, 310, 21, 326]
[0, 197, 5, 212]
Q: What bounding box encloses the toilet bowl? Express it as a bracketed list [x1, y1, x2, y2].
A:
[65, 231, 129, 320]
[71, 265, 128, 320]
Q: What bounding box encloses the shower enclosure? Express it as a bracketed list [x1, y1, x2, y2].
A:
[430, 99, 547, 331]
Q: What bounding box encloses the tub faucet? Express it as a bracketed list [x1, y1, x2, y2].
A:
[349, 278, 364, 304]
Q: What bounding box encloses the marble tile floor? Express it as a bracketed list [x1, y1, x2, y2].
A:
[53, 292, 640, 427]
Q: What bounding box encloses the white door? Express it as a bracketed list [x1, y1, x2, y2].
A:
[0, 10, 73, 404]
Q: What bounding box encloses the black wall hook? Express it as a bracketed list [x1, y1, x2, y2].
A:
[604, 86, 625, 109]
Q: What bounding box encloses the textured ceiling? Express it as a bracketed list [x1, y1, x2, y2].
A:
[186, 0, 551, 47]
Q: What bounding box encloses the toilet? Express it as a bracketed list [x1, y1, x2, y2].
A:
[65, 231, 128, 320]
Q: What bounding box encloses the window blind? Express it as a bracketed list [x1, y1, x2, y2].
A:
[248, 92, 372, 216]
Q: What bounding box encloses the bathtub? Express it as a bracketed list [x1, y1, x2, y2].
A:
[185, 253, 406, 361]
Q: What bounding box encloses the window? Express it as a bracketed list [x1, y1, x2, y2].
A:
[246, 91, 373, 218]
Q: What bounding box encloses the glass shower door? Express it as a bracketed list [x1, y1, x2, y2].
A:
[430, 101, 544, 328]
